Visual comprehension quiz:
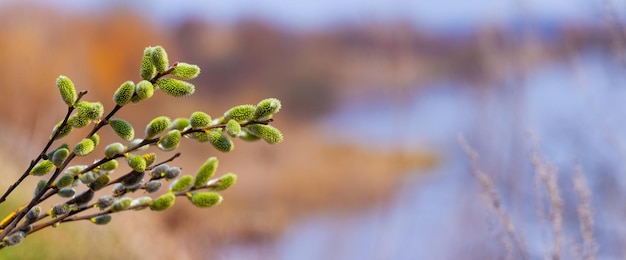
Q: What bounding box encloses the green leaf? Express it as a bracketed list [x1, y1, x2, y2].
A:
[56, 75, 77, 106]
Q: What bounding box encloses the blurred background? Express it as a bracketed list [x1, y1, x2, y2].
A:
[0, 0, 624, 259]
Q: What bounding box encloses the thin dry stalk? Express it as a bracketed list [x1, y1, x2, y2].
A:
[458, 134, 529, 260]
[530, 151, 563, 260]
[572, 166, 598, 260]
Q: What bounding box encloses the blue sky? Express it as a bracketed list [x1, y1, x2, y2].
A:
[32, 0, 602, 29]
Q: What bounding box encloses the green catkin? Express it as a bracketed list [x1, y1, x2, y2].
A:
[135, 80, 155, 101]
[189, 192, 222, 208]
[194, 157, 218, 188]
[254, 98, 282, 120]
[140, 47, 156, 80]
[225, 119, 241, 137]
[75, 101, 104, 121]
[170, 117, 190, 131]
[214, 173, 237, 191]
[104, 142, 125, 158]
[154, 78, 195, 97]
[56, 75, 77, 106]
[114, 81, 135, 106]
[171, 62, 201, 80]
[246, 124, 284, 144]
[51, 121, 73, 140]
[150, 46, 169, 73]
[170, 175, 194, 192]
[109, 118, 135, 141]
[74, 138, 95, 156]
[146, 116, 171, 138]
[209, 130, 234, 152]
[223, 105, 256, 122]
[189, 112, 211, 129]
[51, 148, 70, 166]
[127, 154, 147, 172]
[30, 160, 55, 176]
[158, 130, 181, 151]
[150, 193, 176, 211]
[110, 197, 133, 212]
[90, 215, 112, 225]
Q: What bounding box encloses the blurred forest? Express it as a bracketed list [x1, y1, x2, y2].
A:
[0, 2, 619, 259]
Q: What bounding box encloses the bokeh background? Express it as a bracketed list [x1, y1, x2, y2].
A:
[0, 0, 624, 259]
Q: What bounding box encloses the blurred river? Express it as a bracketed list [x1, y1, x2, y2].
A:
[221, 49, 626, 259]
